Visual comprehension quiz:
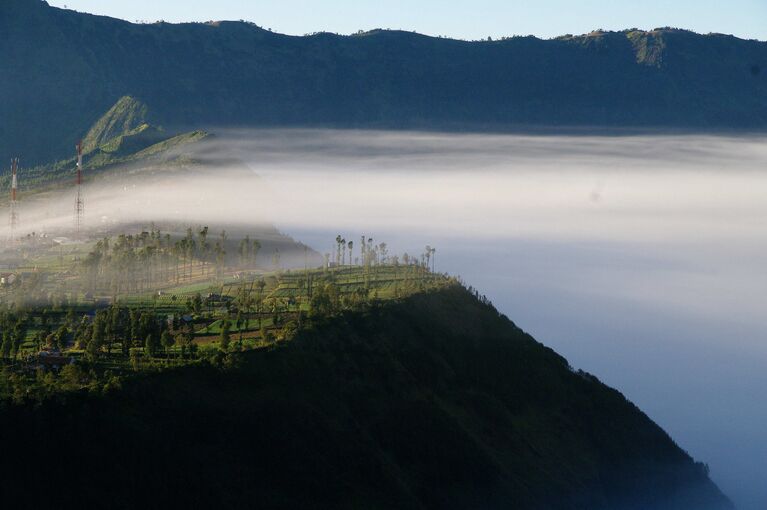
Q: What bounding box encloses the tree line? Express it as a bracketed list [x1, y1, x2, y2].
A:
[81, 227, 262, 295]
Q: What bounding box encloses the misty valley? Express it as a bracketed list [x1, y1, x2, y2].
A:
[0, 125, 764, 508]
[2, 1, 766, 508]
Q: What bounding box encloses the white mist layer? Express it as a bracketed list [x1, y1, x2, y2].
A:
[9, 130, 767, 245]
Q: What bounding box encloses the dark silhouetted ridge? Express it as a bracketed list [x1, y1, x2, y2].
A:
[0, 286, 733, 509]
[0, 1, 765, 164]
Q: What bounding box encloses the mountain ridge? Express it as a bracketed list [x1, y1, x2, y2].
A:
[1, 1, 766, 164]
[0, 96, 210, 196]
[81, 95, 154, 153]
[0, 285, 733, 509]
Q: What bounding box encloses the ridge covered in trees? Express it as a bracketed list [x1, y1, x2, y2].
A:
[0, 229, 445, 401]
[0, 283, 733, 509]
[0, 222, 734, 508]
[1, 0, 766, 164]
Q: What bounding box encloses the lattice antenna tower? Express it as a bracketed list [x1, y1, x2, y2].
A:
[9, 157, 19, 243]
[74, 141, 84, 239]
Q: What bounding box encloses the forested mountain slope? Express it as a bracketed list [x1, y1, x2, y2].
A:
[0, 286, 732, 509]
[1, 0, 766, 164]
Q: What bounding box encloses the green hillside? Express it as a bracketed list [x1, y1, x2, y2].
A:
[79, 95, 206, 167]
[0, 285, 732, 509]
[82, 95, 154, 153]
[1, 0, 765, 164]
[0, 96, 209, 195]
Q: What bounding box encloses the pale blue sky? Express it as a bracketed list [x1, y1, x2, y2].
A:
[47, 0, 766, 41]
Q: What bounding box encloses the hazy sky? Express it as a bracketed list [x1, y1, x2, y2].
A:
[47, 0, 767, 41]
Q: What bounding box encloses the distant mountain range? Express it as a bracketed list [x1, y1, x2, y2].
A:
[1, 0, 766, 164]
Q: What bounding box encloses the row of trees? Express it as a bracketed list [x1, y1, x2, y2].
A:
[0, 311, 28, 360]
[81, 227, 263, 295]
[2, 234, 441, 365]
[331, 235, 436, 272]
[0, 305, 195, 361]
[72, 305, 197, 359]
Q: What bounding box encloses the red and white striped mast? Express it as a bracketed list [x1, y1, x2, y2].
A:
[9, 157, 19, 242]
[74, 141, 84, 239]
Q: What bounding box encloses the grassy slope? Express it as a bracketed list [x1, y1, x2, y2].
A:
[0, 125, 209, 200]
[82, 95, 152, 153]
[0, 285, 732, 509]
[0, 90, 206, 198]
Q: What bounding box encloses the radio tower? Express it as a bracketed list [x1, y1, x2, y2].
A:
[9, 157, 19, 243]
[74, 141, 84, 239]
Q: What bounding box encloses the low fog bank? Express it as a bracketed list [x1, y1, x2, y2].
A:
[3, 129, 766, 508]
[0, 164, 317, 268]
[7, 130, 767, 247]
